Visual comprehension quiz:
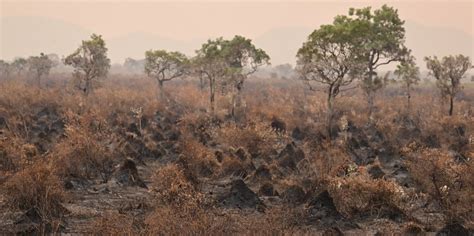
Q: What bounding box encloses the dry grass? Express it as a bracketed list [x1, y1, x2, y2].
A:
[1, 76, 473, 234]
[328, 171, 404, 218]
[3, 162, 67, 218]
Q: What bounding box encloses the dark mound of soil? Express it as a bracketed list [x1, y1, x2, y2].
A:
[436, 223, 470, 236]
[254, 164, 272, 181]
[307, 190, 342, 222]
[0, 116, 6, 129]
[258, 182, 278, 197]
[219, 179, 264, 209]
[277, 143, 305, 170]
[281, 185, 306, 205]
[322, 227, 344, 236]
[368, 165, 385, 179]
[292, 127, 305, 141]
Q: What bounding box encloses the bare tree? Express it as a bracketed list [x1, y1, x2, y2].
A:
[425, 55, 472, 116]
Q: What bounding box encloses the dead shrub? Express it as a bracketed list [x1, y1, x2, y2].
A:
[215, 122, 287, 159]
[305, 143, 353, 188]
[219, 156, 249, 178]
[91, 212, 144, 235]
[151, 163, 203, 208]
[145, 205, 307, 235]
[3, 162, 67, 218]
[0, 136, 38, 172]
[178, 137, 218, 178]
[51, 111, 116, 181]
[406, 148, 474, 223]
[328, 172, 404, 218]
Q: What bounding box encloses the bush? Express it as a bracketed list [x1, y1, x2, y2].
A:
[51, 111, 116, 181]
[91, 212, 144, 235]
[3, 162, 66, 218]
[406, 148, 474, 223]
[215, 122, 287, 159]
[150, 163, 202, 208]
[328, 172, 404, 218]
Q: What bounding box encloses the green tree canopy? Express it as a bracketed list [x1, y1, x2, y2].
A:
[394, 54, 420, 110]
[64, 34, 111, 95]
[27, 53, 54, 88]
[425, 55, 472, 116]
[145, 50, 189, 100]
[193, 36, 269, 115]
[336, 5, 409, 115]
[297, 14, 365, 138]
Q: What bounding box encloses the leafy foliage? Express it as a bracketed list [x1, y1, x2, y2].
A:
[27, 53, 54, 88]
[337, 5, 409, 113]
[64, 34, 111, 95]
[425, 55, 472, 115]
[394, 54, 420, 109]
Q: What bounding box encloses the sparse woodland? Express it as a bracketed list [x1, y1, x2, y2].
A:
[0, 5, 473, 235]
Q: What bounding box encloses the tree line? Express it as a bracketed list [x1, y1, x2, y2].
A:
[0, 5, 472, 121]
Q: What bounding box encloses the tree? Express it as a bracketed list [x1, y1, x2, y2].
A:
[144, 50, 189, 100]
[12, 58, 28, 77]
[425, 55, 472, 116]
[124, 58, 145, 74]
[27, 53, 54, 88]
[297, 19, 364, 138]
[394, 55, 420, 111]
[64, 34, 111, 95]
[0, 60, 12, 80]
[222, 35, 270, 118]
[193, 38, 229, 114]
[340, 5, 409, 116]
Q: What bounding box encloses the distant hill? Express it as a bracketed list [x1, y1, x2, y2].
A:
[254, 26, 313, 66]
[1, 16, 91, 59]
[1, 16, 473, 69]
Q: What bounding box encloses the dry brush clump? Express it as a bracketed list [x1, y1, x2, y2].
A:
[50, 110, 117, 181]
[177, 136, 218, 178]
[91, 212, 145, 235]
[3, 162, 67, 221]
[214, 121, 288, 159]
[327, 171, 405, 219]
[405, 148, 474, 223]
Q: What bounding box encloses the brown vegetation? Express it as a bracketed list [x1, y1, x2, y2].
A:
[0, 75, 473, 234]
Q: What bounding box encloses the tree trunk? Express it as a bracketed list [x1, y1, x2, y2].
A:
[231, 91, 236, 119]
[37, 75, 42, 89]
[327, 87, 334, 140]
[367, 90, 375, 118]
[407, 84, 411, 112]
[449, 94, 454, 116]
[158, 80, 165, 101]
[85, 78, 91, 96]
[199, 76, 205, 91]
[210, 78, 215, 114]
[232, 82, 244, 121]
[367, 67, 375, 118]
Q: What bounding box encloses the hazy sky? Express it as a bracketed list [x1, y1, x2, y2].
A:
[1, 0, 473, 67]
